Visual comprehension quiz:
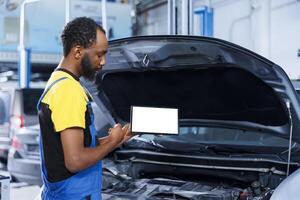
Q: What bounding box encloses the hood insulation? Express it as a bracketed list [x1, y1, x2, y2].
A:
[100, 67, 288, 126]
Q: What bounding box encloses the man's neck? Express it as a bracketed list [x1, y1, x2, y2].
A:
[58, 57, 81, 78]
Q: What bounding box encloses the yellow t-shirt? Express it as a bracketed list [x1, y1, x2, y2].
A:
[39, 68, 93, 182]
[41, 69, 89, 132]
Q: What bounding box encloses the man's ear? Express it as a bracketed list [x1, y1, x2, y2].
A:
[73, 45, 82, 60]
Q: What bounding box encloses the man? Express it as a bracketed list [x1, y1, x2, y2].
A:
[37, 17, 131, 199]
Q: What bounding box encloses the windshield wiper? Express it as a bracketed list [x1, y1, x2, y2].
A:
[154, 138, 258, 155]
[128, 136, 261, 155]
[126, 136, 167, 151]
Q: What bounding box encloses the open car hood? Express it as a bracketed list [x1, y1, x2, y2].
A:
[88, 36, 300, 143]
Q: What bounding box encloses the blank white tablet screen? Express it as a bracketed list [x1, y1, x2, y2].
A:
[131, 106, 179, 134]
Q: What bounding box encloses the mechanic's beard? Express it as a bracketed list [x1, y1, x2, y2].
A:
[81, 54, 97, 81]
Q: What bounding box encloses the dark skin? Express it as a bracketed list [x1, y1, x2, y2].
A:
[57, 30, 132, 173]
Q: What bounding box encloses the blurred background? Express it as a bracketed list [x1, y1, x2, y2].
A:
[0, 0, 299, 80]
[0, 0, 299, 199]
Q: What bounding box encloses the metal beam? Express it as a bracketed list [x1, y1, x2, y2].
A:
[19, 0, 40, 89]
[102, 0, 108, 38]
[65, 0, 70, 24]
[168, 0, 172, 34]
[181, 0, 188, 35]
[168, 0, 176, 35]
[189, 0, 194, 35]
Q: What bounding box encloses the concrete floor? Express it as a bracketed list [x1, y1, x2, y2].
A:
[0, 167, 40, 200]
[11, 183, 41, 200]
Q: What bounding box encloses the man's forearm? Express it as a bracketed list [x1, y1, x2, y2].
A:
[61, 125, 129, 173]
[66, 140, 117, 173]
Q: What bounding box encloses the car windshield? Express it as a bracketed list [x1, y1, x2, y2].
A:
[130, 126, 292, 154]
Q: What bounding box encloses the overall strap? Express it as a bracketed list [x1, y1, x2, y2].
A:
[38, 76, 68, 180]
[37, 77, 68, 110]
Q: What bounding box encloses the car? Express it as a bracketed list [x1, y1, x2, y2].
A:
[80, 35, 300, 199]
[270, 167, 300, 200]
[7, 88, 44, 185]
[6, 96, 107, 186]
[0, 69, 48, 165]
[23, 35, 300, 199]
[0, 88, 12, 162]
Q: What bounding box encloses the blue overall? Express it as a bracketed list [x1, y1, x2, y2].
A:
[37, 77, 102, 200]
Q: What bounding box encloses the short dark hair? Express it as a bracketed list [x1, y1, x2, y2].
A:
[61, 17, 106, 57]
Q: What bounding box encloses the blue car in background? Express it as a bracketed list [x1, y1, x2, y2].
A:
[7, 88, 44, 185]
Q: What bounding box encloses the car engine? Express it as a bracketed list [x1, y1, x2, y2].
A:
[102, 159, 274, 200]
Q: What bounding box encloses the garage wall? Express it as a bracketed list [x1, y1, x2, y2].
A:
[270, 0, 300, 79]
[194, 0, 300, 79]
[134, 0, 168, 35]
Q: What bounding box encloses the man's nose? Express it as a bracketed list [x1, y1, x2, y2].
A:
[100, 56, 106, 66]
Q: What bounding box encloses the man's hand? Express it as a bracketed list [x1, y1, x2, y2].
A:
[120, 123, 132, 144]
[107, 123, 125, 146]
[98, 123, 132, 147]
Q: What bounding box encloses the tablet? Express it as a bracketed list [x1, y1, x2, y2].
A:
[130, 106, 179, 135]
